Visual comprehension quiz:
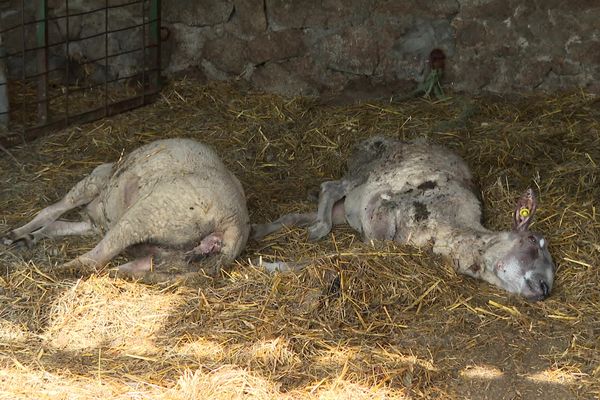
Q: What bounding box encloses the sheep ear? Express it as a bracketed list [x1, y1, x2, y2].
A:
[513, 188, 537, 231]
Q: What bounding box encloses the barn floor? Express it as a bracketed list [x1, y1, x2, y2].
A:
[0, 79, 599, 399]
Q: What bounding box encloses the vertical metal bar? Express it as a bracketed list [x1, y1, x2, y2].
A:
[16, 0, 26, 137]
[36, 0, 48, 123]
[141, 0, 146, 102]
[104, 0, 109, 117]
[21, 1, 25, 84]
[65, 0, 70, 124]
[149, 0, 160, 93]
[0, 34, 10, 128]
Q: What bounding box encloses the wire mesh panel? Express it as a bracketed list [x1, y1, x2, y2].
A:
[0, 0, 161, 148]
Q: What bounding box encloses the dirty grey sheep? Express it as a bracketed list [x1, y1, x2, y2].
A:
[252, 136, 555, 301]
[3, 138, 250, 281]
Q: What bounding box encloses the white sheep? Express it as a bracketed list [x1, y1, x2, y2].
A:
[253, 136, 555, 301]
[4, 138, 250, 281]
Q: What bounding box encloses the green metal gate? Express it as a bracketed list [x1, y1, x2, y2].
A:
[0, 0, 161, 148]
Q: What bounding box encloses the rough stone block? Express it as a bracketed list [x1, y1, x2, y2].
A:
[248, 30, 307, 64]
[164, 0, 233, 27]
[203, 33, 249, 75]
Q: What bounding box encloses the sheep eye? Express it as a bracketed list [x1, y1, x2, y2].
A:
[528, 235, 537, 244]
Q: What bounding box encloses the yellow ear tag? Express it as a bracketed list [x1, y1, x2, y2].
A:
[519, 208, 530, 218]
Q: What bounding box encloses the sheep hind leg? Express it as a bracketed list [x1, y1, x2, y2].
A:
[115, 269, 202, 285]
[114, 255, 207, 285]
[4, 163, 112, 247]
[251, 212, 317, 241]
[116, 255, 154, 274]
[307, 180, 349, 241]
[31, 220, 95, 244]
[54, 204, 146, 274]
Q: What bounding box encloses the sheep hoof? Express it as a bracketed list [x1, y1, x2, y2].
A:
[2, 232, 35, 249]
[307, 221, 329, 241]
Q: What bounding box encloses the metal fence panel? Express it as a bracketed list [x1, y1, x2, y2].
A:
[0, 0, 161, 148]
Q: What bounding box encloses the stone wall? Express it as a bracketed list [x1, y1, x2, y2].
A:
[162, 0, 600, 96]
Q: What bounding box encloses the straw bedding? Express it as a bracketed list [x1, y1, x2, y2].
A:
[0, 78, 598, 399]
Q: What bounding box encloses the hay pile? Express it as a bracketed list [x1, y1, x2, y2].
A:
[0, 78, 598, 399]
